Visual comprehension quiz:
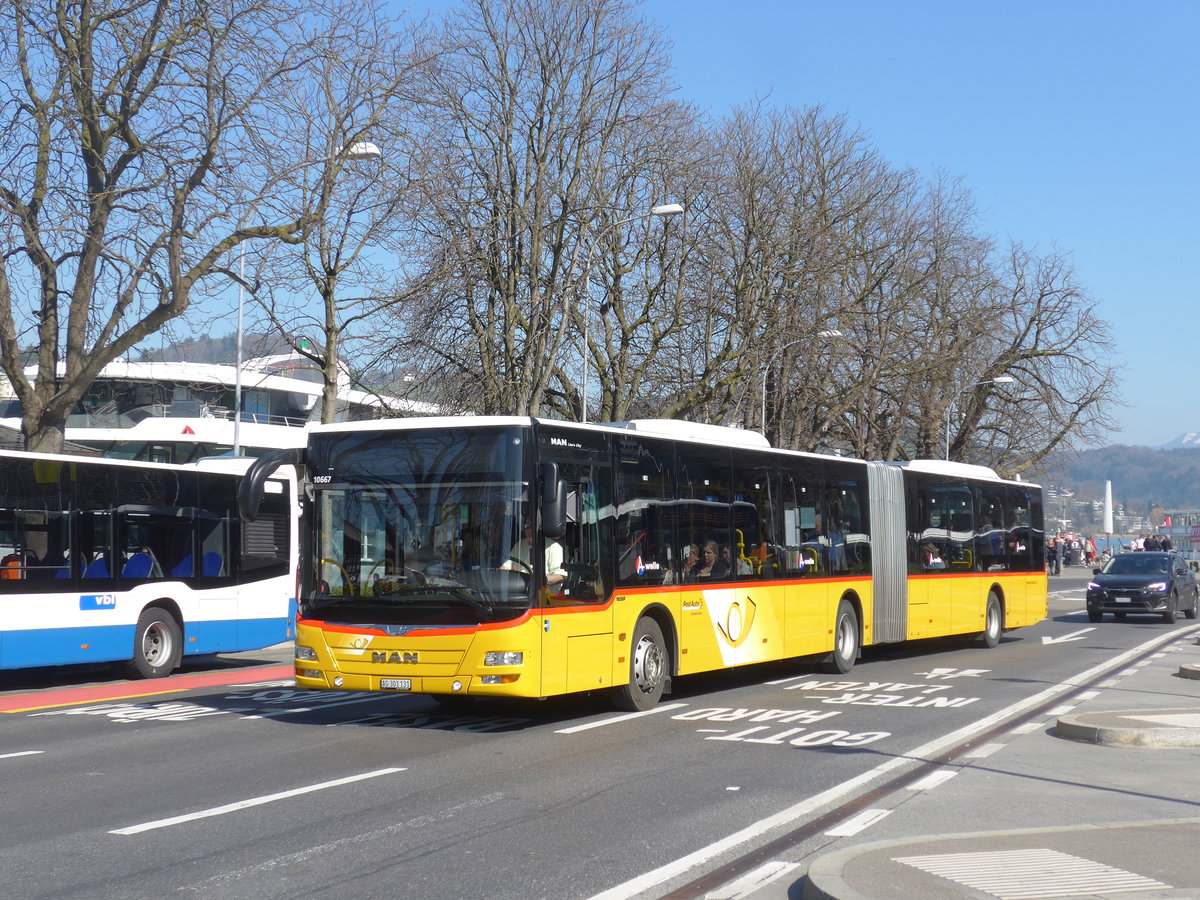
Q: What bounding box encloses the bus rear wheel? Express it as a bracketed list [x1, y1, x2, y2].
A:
[821, 600, 859, 674]
[126, 608, 182, 679]
[613, 616, 667, 711]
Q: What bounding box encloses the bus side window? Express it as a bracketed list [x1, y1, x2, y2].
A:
[615, 437, 675, 588]
[781, 457, 823, 578]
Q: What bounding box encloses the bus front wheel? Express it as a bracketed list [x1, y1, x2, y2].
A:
[821, 600, 859, 674]
[126, 608, 182, 679]
[613, 616, 667, 711]
[979, 592, 1003, 648]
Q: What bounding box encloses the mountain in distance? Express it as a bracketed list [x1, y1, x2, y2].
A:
[1039, 444, 1200, 514]
[1162, 432, 1200, 450]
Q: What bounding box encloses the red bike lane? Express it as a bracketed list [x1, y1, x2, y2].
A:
[0, 664, 293, 714]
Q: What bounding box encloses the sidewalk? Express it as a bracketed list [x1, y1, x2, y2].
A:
[794, 629, 1200, 900]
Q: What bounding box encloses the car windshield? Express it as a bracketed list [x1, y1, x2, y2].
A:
[1102, 554, 1169, 576]
[303, 425, 532, 626]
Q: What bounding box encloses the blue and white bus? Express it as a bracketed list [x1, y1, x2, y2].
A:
[0, 449, 297, 677]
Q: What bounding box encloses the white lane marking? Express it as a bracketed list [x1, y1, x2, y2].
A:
[963, 742, 1005, 759]
[705, 860, 800, 899]
[0, 750, 45, 760]
[1009, 720, 1046, 735]
[907, 768, 958, 791]
[824, 808, 892, 837]
[1047, 704, 1077, 716]
[555, 702, 687, 733]
[1042, 627, 1095, 645]
[109, 768, 405, 835]
[586, 625, 1200, 900]
[177, 791, 507, 894]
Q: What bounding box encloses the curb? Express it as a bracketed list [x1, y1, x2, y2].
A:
[1181, 664, 1200, 681]
[1055, 707, 1200, 747]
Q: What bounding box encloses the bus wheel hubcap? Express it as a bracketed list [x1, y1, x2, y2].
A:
[633, 635, 662, 693]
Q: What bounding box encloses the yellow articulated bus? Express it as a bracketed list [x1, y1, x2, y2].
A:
[239, 417, 1046, 711]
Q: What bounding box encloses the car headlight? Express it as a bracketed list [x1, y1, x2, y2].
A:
[1145, 582, 1168, 593]
[1087, 582, 1101, 592]
[484, 651, 523, 666]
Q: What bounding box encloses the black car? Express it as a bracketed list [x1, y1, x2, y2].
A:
[1086, 551, 1199, 623]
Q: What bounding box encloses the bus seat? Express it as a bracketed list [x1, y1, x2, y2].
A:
[201, 551, 224, 577]
[83, 557, 111, 578]
[122, 552, 154, 578]
[171, 554, 193, 577]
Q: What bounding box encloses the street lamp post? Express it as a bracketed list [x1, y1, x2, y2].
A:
[232, 141, 382, 455]
[943, 375, 1015, 461]
[579, 202, 683, 424]
[760, 329, 843, 435]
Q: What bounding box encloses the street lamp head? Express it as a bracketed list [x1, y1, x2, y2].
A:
[650, 203, 684, 217]
[990, 375, 1015, 385]
[340, 141, 382, 161]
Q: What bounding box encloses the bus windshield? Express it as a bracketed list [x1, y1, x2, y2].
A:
[306, 426, 532, 626]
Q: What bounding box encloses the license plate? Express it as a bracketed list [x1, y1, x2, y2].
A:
[1114, 597, 1131, 603]
[380, 678, 412, 690]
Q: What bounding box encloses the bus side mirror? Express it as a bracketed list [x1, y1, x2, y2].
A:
[540, 461, 567, 539]
[239, 447, 306, 522]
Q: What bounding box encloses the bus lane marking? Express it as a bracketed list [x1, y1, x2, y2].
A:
[672, 707, 889, 749]
[109, 767, 406, 836]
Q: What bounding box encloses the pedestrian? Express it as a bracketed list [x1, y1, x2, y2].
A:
[1047, 538, 1060, 576]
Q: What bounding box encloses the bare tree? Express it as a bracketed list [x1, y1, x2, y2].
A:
[396, 0, 677, 416]
[948, 243, 1119, 476]
[0, 0, 328, 451]
[245, 1, 431, 423]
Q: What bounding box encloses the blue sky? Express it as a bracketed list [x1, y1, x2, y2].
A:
[638, 0, 1198, 447]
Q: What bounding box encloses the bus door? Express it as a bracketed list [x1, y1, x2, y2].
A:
[534, 428, 614, 697]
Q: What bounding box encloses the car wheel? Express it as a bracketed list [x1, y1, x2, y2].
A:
[1163, 590, 1178, 624]
[1087, 608, 1103, 623]
[1187, 589, 1199, 621]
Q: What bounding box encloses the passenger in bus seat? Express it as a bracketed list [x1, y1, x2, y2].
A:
[922, 542, 946, 569]
[664, 544, 698, 584]
[690, 540, 729, 580]
[722, 544, 753, 576]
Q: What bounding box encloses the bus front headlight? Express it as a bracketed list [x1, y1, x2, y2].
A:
[296, 646, 318, 661]
[485, 651, 523, 666]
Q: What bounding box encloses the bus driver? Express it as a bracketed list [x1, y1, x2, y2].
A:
[500, 519, 567, 585]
